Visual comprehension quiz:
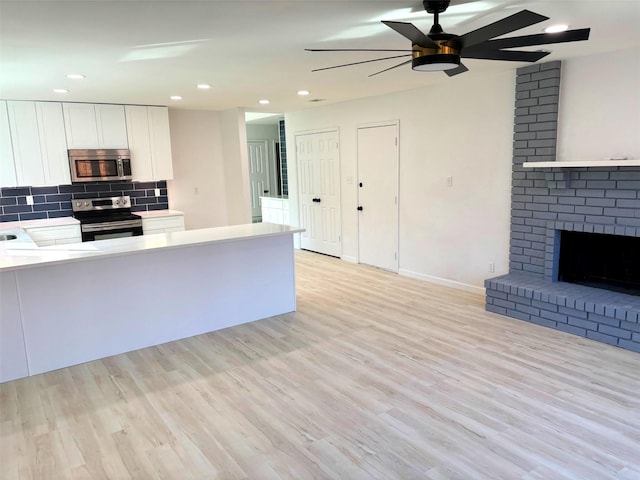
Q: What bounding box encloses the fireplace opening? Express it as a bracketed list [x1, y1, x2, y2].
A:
[558, 230, 640, 295]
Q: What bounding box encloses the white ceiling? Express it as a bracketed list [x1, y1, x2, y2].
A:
[1, 0, 639, 116]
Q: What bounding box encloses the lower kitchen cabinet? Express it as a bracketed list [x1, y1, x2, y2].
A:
[260, 197, 290, 225]
[141, 212, 185, 235]
[24, 224, 81, 247]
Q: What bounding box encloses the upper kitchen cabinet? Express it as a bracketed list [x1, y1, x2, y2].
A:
[7, 101, 70, 186]
[63, 103, 128, 149]
[0, 101, 17, 187]
[125, 105, 173, 181]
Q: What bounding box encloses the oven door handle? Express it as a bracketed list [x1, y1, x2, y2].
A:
[81, 220, 143, 233]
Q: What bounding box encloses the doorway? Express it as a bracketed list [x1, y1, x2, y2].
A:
[296, 129, 341, 257]
[357, 122, 399, 272]
[247, 140, 271, 221]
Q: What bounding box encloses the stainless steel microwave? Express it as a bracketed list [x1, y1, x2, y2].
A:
[68, 149, 132, 182]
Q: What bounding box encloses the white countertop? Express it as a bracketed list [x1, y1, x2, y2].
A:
[0, 216, 80, 231]
[135, 209, 184, 218]
[0, 222, 303, 272]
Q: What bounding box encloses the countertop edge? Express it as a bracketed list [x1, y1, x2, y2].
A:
[1, 223, 304, 272]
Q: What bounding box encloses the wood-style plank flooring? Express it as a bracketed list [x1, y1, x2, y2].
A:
[1, 250, 639, 479]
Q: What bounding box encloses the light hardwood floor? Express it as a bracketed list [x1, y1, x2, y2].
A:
[1, 250, 639, 479]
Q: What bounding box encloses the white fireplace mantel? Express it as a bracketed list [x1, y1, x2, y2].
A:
[523, 159, 640, 168]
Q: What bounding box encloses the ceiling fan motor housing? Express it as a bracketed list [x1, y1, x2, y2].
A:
[412, 33, 461, 71]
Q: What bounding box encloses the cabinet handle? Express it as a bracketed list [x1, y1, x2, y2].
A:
[357, 206, 363, 211]
[264, 190, 269, 194]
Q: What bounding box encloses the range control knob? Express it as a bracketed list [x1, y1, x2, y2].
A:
[76, 201, 82, 207]
[115, 199, 120, 205]
[84, 201, 89, 206]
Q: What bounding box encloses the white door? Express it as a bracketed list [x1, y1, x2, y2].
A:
[247, 140, 271, 220]
[296, 130, 341, 257]
[357, 123, 399, 272]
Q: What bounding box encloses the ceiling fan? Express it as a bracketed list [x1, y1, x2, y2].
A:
[306, 0, 590, 77]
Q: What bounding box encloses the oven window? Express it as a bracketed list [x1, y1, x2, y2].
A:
[75, 159, 119, 178]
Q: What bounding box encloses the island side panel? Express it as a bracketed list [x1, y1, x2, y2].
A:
[16, 234, 297, 376]
[0, 271, 30, 383]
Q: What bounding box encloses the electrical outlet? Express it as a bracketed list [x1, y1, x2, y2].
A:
[446, 176, 453, 187]
[154, 188, 160, 197]
[26, 195, 34, 205]
[489, 262, 495, 273]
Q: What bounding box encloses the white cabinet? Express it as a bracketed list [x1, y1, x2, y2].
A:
[0, 100, 17, 187]
[6, 101, 69, 186]
[24, 224, 81, 247]
[63, 103, 128, 149]
[141, 213, 185, 235]
[126, 105, 174, 181]
[260, 197, 290, 225]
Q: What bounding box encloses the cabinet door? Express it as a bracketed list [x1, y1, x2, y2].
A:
[0, 101, 17, 187]
[36, 102, 70, 185]
[125, 105, 154, 181]
[148, 106, 173, 180]
[95, 104, 128, 148]
[7, 101, 46, 185]
[63, 103, 99, 148]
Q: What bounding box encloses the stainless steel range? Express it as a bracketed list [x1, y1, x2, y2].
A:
[72, 196, 143, 242]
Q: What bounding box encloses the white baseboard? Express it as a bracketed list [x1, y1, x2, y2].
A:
[399, 269, 486, 295]
[341, 255, 358, 264]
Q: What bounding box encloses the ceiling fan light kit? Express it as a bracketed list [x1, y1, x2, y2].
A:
[307, 0, 590, 77]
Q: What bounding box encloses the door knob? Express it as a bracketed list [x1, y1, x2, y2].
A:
[359, 182, 363, 187]
[357, 206, 363, 211]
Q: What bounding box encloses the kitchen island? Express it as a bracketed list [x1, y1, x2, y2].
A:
[0, 223, 303, 383]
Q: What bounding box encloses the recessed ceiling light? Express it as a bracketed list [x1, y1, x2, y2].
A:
[53, 88, 69, 93]
[259, 99, 270, 105]
[170, 95, 182, 100]
[544, 24, 569, 33]
[196, 83, 211, 89]
[297, 90, 310, 96]
[66, 74, 85, 79]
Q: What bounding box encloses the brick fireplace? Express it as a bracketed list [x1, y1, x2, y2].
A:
[485, 61, 640, 353]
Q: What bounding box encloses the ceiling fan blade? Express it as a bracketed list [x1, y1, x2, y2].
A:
[368, 59, 413, 77]
[382, 20, 439, 49]
[311, 54, 412, 73]
[445, 63, 469, 77]
[458, 10, 549, 49]
[464, 28, 591, 52]
[463, 49, 551, 62]
[305, 48, 412, 52]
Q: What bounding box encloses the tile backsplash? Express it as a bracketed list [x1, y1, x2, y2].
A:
[0, 180, 168, 223]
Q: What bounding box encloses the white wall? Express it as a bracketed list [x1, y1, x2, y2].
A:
[167, 108, 251, 229]
[220, 108, 252, 225]
[167, 109, 228, 229]
[557, 46, 640, 161]
[285, 70, 515, 291]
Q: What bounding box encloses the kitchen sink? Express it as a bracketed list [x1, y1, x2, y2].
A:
[0, 234, 18, 241]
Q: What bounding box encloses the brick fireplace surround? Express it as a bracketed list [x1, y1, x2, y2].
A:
[485, 61, 640, 353]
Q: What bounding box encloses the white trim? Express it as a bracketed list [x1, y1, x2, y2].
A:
[523, 159, 640, 168]
[341, 255, 358, 264]
[399, 268, 486, 295]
